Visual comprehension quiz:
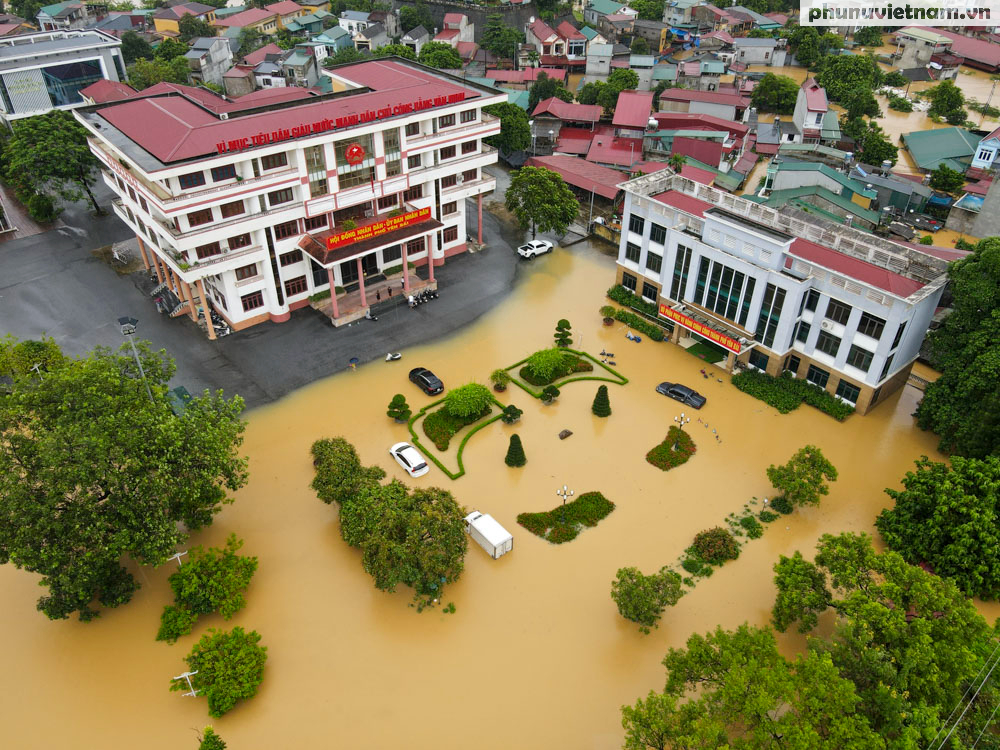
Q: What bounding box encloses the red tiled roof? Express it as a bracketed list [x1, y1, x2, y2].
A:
[890, 241, 971, 262]
[456, 41, 478, 59]
[702, 5, 728, 17]
[764, 12, 788, 24]
[443, 12, 465, 24]
[435, 28, 459, 40]
[525, 155, 624, 199]
[586, 134, 642, 167]
[556, 20, 585, 40]
[703, 30, 733, 44]
[140, 81, 227, 111]
[981, 126, 1000, 142]
[902, 27, 1000, 68]
[653, 190, 713, 217]
[789, 238, 924, 297]
[801, 77, 827, 111]
[611, 90, 653, 129]
[213, 8, 276, 27]
[682, 61, 700, 76]
[223, 65, 251, 78]
[80, 78, 137, 103]
[631, 161, 671, 175]
[965, 178, 993, 195]
[532, 96, 602, 122]
[605, 13, 633, 21]
[225, 87, 315, 108]
[733, 147, 758, 174]
[0, 22, 22, 35]
[554, 127, 597, 155]
[679, 163, 716, 185]
[242, 42, 282, 66]
[673, 136, 723, 167]
[265, 1, 303, 14]
[652, 111, 748, 135]
[660, 88, 749, 107]
[610, 59, 631, 68]
[527, 17, 558, 41]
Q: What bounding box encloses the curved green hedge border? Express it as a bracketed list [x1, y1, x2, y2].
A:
[406, 395, 506, 480]
[504, 348, 628, 399]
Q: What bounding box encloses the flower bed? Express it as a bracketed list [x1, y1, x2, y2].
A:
[517, 491, 615, 544]
[422, 405, 492, 451]
[504, 348, 628, 399]
[731, 369, 854, 421]
[645, 426, 697, 471]
[518, 353, 593, 386]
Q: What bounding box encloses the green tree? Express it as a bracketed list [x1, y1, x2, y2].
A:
[651, 80, 672, 110]
[926, 78, 966, 120]
[199, 727, 226, 750]
[916, 237, 1000, 457]
[129, 56, 190, 90]
[121, 30, 154, 65]
[524, 347, 569, 381]
[541, 384, 560, 403]
[816, 53, 884, 103]
[340, 478, 406, 548]
[842, 117, 898, 165]
[610, 566, 681, 633]
[554, 318, 572, 347]
[771, 532, 999, 745]
[766, 444, 838, 509]
[877, 456, 1000, 598]
[237, 27, 266, 58]
[323, 45, 366, 67]
[5, 110, 104, 214]
[853, 26, 883, 46]
[592, 385, 611, 417]
[842, 87, 880, 120]
[505, 166, 579, 238]
[444, 383, 492, 419]
[0, 340, 247, 621]
[528, 72, 573, 113]
[928, 163, 966, 193]
[154, 37, 189, 61]
[310, 436, 385, 506]
[10, 0, 43, 24]
[480, 13, 523, 61]
[749, 72, 799, 114]
[178, 13, 216, 42]
[667, 153, 685, 172]
[483, 102, 530, 154]
[0, 335, 65, 380]
[418, 41, 462, 69]
[888, 94, 913, 112]
[505, 433, 526, 467]
[172, 627, 267, 718]
[629, 0, 664, 20]
[597, 68, 640, 115]
[386, 394, 411, 421]
[374, 43, 416, 60]
[630, 36, 649, 55]
[884, 70, 908, 87]
[399, 1, 433, 34]
[578, 80, 605, 106]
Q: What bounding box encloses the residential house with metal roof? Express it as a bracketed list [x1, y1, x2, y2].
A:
[38, 1, 105, 32]
[152, 2, 215, 36]
[185, 36, 233, 87]
[584, 0, 630, 26]
[400, 24, 429, 55]
[212, 8, 278, 35]
[902, 126, 981, 172]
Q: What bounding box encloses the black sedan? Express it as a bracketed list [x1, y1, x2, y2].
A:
[656, 382, 707, 409]
[409, 367, 444, 395]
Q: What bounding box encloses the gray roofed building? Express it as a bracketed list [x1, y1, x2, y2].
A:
[184, 36, 233, 87]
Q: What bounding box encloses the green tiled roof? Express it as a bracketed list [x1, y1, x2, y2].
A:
[763, 186, 881, 225]
[502, 88, 530, 110]
[902, 126, 981, 171]
[653, 64, 677, 81]
[588, 0, 625, 15]
[700, 61, 726, 74]
[580, 26, 599, 40]
[774, 161, 876, 199]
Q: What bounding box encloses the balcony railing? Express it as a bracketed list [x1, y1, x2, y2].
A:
[92, 139, 172, 202]
[156, 201, 304, 240]
[441, 175, 497, 196]
[189, 244, 265, 271]
[405, 113, 500, 146]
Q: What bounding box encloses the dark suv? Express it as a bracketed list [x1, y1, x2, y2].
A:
[409, 367, 444, 395]
[656, 382, 707, 409]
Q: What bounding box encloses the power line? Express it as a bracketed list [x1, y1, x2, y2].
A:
[926, 639, 1000, 750]
[971, 694, 1000, 749]
[935, 644, 1000, 750]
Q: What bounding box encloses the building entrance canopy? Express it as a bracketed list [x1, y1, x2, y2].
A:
[299, 213, 442, 268]
[659, 303, 751, 354]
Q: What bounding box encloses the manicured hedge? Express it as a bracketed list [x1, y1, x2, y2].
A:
[646, 426, 697, 471]
[504, 348, 628, 399]
[422, 406, 490, 451]
[407, 396, 504, 480]
[519, 352, 593, 386]
[607, 284, 659, 317]
[517, 491, 615, 544]
[692, 527, 740, 565]
[731, 369, 854, 421]
[613, 309, 665, 341]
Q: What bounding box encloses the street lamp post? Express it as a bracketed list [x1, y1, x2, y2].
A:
[118, 316, 154, 403]
[673, 412, 690, 450]
[557, 483, 574, 526]
[548, 129, 554, 155]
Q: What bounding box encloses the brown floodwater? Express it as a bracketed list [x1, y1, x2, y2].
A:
[0, 240, 981, 749]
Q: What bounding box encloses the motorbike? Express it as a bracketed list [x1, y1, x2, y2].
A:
[386, 352, 402, 362]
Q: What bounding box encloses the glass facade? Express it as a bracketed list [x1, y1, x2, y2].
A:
[754, 283, 785, 348]
[670, 244, 692, 300]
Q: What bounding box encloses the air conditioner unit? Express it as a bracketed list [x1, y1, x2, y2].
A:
[364, 210, 374, 218]
[820, 320, 833, 331]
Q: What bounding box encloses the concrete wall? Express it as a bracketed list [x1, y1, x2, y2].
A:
[972, 179, 1000, 237]
[391, 1, 540, 42]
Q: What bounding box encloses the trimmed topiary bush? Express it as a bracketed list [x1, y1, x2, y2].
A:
[517, 491, 615, 543]
[692, 527, 740, 565]
[505, 434, 526, 467]
[386, 394, 411, 422]
[541, 384, 560, 403]
[524, 348, 570, 382]
[501, 404, 522, 424]
[554, 318, 572, 347]
[592, 384, 611, 417]
[444, 383, 492, 419]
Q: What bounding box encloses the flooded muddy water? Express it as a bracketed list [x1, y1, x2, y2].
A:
[0, 241, 959, 749]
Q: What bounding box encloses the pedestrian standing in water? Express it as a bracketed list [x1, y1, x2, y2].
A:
[376, 290, 381, 302]
[388, 287, 392, 298]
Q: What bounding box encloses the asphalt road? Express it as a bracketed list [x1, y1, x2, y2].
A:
[0, 170, 534, 409]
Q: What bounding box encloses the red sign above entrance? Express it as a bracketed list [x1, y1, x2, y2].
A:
[659, 304, 742, 354]
[326, 207, 431, 250]
[214, 92, 466, 154]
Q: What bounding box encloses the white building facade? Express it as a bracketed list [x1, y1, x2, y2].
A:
[613, 172, 948, 414]
[76, 59, 502, 337]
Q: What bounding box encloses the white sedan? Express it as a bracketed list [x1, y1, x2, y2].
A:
[389, 442, 429, 477]
[517, 240, 553, 259]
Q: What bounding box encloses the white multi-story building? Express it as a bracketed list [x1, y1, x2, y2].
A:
[614, 172, 949, 414]
[76, 59, 501, 337]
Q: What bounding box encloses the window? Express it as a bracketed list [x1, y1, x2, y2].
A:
[179, 172, 206, 189]
[795, 321, 811, 343]
[624, 242, 640, 263]
[405, 121, 420, 137]
[825, 299, 852, 325]
[273, 220, 299, 240]
[439, 113, 455, 128]
[892, 321, 906, 349]
[670, 245, 693, 301]
[280, 249, 303, 266]
[978, 148, 994, 161]
[749, 349, 769, 371]
[879, 354, 894, 381]
[228, 233, 252, 250]
[139, 196, 148, 213]
[649, 222, 666, 245]
[442, 201, 457, 215]
[804, 289, 820, 312]
[441, 174, 457, 188]
[404, 184, 423, 201]
[460, 109, 476, 123]
[377, 195, 398, 211]
[268, 188, 294, 205]
[211, 164, 237, 182]
[386, 159, 401, 177]
[642, 282, 658, 301]
[284, 275, 308, 296]
[407, 154, 421, 169]
[310, 177, 328, 198]
[835, 380, 861, 404]
[871, 386, 882, 405]
[846, 344, 873, 372]
[463, 169, 477, 182]
[645, 251, 662, 274]
[442, 225, 458, 243]
[128, 186, 136, 202]
[440, 145, 456, 160]
[187, 208, 213, 227]
[383, 128, 400, 154]
[621, 272, 637, 292]
[754, 283, 785, 348]
[815, 330, 841, 357]
[806, 364, 830, 388]
[383, 244, 402, 264]
[220, 200, 244, 218]
[462, 140, 476, 154]
[241, 290, 264, 311]
[235, 263, 258, 281]
[628, 215, 645, 235]
[406, 238, 424, 255]
[304, 214, 328, 231]
[857, 312, 886, 340]
[785, 354, 801, 374]
[261, 152, 288, 170]
[195, 241, 221, 259]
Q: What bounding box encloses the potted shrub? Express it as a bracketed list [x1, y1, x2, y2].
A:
[541, 385, 560, 404]
[490, 368, 512, 392]
[600, 305, 616, 326]
[386, 394, 411, 423]
[501, 404, 523, 424]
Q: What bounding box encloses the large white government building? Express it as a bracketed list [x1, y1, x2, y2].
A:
[614, 172, 949, 415]
[76, 58, 502, 336]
